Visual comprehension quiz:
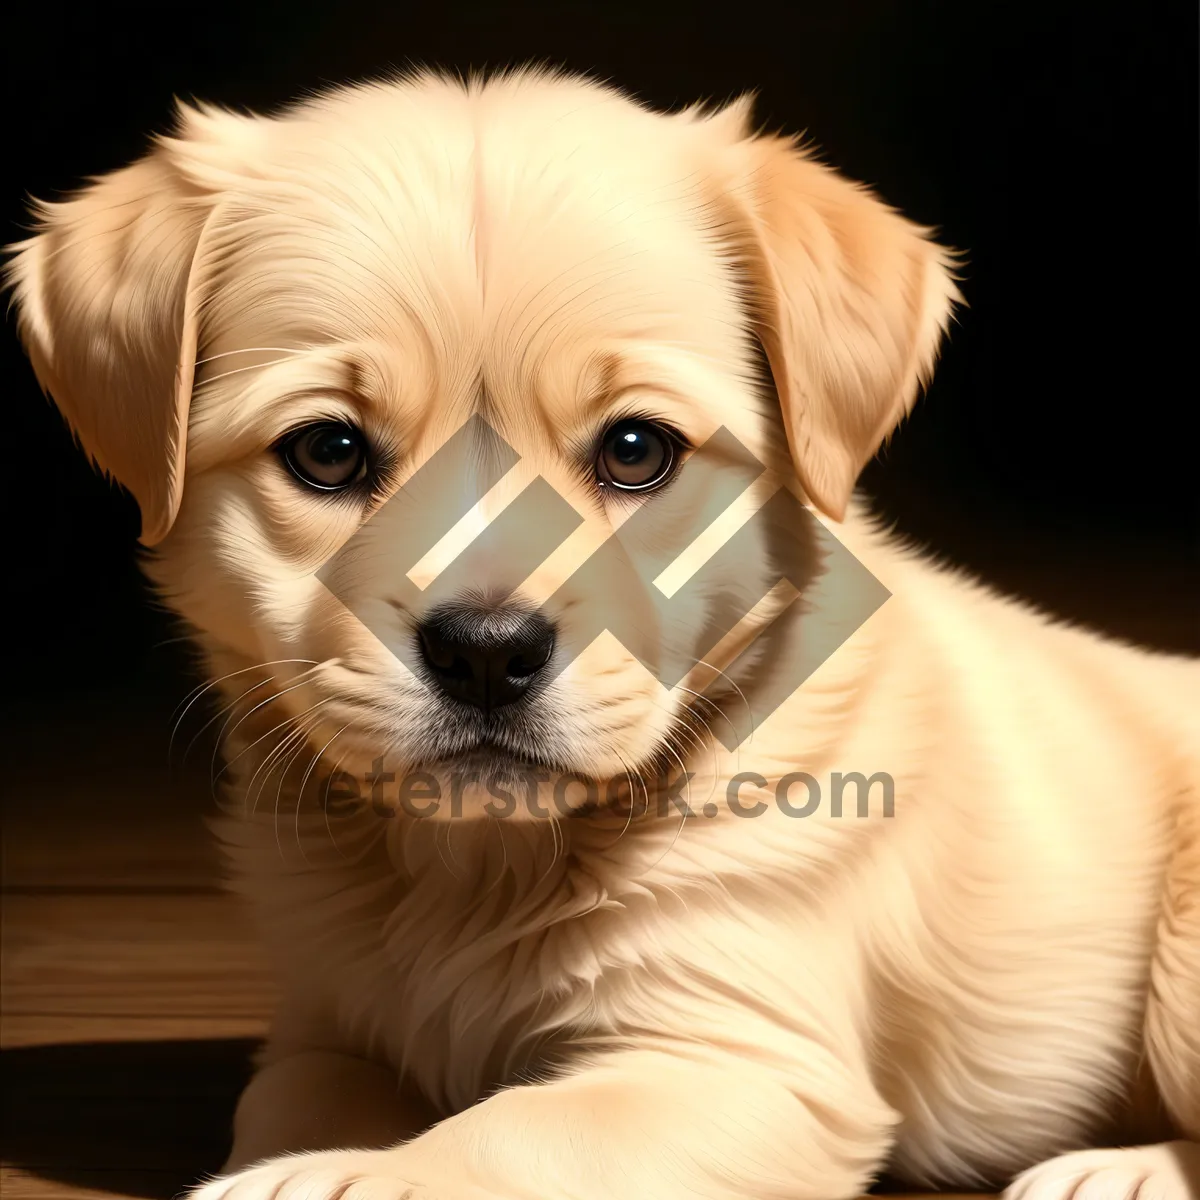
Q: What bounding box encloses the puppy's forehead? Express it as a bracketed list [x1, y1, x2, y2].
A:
[203, 85, 746, 422]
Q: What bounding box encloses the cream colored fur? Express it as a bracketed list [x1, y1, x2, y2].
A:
[8, 69, 1198, 1200]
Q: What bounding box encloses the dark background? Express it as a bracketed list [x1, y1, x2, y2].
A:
[3, 0, 1197, 719]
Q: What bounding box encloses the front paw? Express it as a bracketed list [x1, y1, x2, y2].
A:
[190, 1147, 509, 1200]
[1004, 1142, 1200, 1200]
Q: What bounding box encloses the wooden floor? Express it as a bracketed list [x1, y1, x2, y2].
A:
[1, 689, 276, 1199]
[3, 524, 1195, 1199]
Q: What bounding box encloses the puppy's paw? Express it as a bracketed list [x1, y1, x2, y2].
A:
[189, 1148, 508, 1200]
[1004, 1141, 1200, 1200]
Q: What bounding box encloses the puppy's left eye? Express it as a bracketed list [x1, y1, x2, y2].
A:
[596, 419, 679, 492]
[281, 421, 369, 491]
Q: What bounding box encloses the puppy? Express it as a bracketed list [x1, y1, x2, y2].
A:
[9, 69, 1198, 1200]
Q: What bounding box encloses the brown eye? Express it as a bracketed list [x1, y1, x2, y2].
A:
[282, 422, 369, 491]
[596, 420, 677, 491]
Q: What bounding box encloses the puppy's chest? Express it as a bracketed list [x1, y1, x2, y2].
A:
[219, 804, 696, 1112]
[339, 873, 667, 1113]
[235, 830, 673, 1113]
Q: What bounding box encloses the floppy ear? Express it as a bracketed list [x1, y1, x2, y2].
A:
[715, 114, 960, 520]
[5, 104, 253, 545]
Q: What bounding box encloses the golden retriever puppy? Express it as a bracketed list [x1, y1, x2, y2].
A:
[9, 69, 1198, 1200]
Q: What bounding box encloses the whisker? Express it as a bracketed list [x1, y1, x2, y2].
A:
[181, 675, 276, 768]
[196, 355, 312, 387]
[604, 750, 641, 849]
[239, 728, 299, 819]
[169, 658, 318, 762]
[435, 820, 461, 881]
[695, 659, 755, 747]
[680, 709, 723, 814]
[245, 700, 332, 826]
[644, 739, 693, 877]
[213, 677, 323, 789]
[194, 346, 307, 367]
[679, 684, 744, 787]
[321, 735, 360, 859]
[153, 634, 200, 650]
[248, 727, 309, 821]
[483, 820, 511, 899]
[269, 732, 315, 855]
[273, 710, 334, 865]
[295, 722, 353, 860]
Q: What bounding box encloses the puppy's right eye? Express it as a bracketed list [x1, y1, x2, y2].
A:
[281, 421, 369, 491]
[596, 419, 679, 492]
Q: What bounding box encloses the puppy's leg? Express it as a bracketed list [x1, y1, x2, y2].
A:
[224, 1050, 437, 1171]
[1003, 790, 1200, 1200]
[1144, 784, 1200, 1139]
[194, 1046, 896, 1200]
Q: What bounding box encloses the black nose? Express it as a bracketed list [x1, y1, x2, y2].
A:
[416, 602, 556, 711]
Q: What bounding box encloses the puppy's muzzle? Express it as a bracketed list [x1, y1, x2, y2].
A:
[416, 598, 556, 713]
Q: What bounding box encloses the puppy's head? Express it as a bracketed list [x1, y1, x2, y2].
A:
[8, 70, 957, 812]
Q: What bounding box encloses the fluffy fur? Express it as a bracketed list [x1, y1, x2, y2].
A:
[8, 69, 1198, 1199]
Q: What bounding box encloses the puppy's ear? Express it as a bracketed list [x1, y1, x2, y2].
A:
[6, 102, 256, 545]
[715, 117, 960, 520]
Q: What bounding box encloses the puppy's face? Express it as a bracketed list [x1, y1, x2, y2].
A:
[9, 72, 957, 809]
